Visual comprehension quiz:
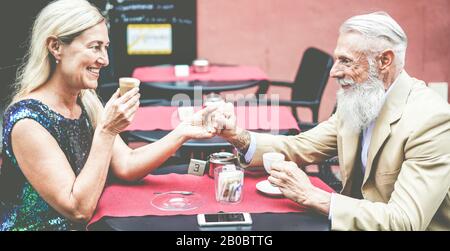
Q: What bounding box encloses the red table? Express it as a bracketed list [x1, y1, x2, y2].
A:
[132, 65, 268, 82]
[131, 65, 270, 101]
[126, 106, 299, 131]
[88, 172, 334, 230]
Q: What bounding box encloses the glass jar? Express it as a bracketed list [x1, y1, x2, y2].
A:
[214, 164, 244, 204]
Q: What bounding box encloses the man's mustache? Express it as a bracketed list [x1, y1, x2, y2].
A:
[337, 78, 356, 87]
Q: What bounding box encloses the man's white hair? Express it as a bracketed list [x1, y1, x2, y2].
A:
[340, 11, 408, 71]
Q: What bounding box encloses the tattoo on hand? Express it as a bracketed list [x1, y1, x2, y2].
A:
[229, 130, 251, 154]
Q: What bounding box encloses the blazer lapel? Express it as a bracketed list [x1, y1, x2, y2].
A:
[363, 71, 413, 185]
[339, 129, 360, 194]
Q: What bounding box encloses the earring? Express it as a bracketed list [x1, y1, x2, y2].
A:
[56, 60, 59, 64]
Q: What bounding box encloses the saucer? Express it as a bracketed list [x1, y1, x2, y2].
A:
[151, 191, 203, 211]
[256, 180, 283, 196]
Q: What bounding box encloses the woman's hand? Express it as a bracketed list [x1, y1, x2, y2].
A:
[174, 105, 218, 140]
[99, 88, 140, 135]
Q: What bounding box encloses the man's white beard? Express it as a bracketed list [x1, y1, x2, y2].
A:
[336, 65, 386, 134]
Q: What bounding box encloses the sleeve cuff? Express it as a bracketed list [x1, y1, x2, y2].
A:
[243, 132, 257, 164]
[328, 192, 336, 221]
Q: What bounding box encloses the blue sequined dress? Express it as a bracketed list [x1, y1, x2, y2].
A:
[0, 99, 94, 231]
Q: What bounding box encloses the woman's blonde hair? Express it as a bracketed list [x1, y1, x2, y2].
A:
[11, 0, 106, 127]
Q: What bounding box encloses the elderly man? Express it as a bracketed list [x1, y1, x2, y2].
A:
[212, 12, 450, 230]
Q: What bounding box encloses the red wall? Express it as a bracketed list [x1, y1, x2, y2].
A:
[197, 0, 450, 122]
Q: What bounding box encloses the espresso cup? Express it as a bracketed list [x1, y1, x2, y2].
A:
[262, 152, 285, 174]
[192, 59, 210, 73]
[119, 77, 140, 96]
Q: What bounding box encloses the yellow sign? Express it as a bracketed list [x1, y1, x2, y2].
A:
[127, 24, 172, 55]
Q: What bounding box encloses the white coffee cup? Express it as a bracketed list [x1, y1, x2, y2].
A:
[262, 152, 285, 174]
[192, 59, 210, 73]
[204, 93, 224, 107]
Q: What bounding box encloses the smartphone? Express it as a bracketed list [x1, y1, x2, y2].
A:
[197, 212, 252, 226]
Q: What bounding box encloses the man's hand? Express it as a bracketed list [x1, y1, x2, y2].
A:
[268, 161, 314, 204]
[210, 102, 252, 154]
[210, 102, 237, 138]
[269, 161, 332, 215]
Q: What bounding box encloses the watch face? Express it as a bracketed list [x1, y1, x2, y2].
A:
[238, 152, 248, 165]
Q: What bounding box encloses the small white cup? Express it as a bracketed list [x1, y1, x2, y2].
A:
[204, 93, 224, 107]
[174, 65, 190, 77]
[192, 59, 210, 73]
[262, 152, 285, 174]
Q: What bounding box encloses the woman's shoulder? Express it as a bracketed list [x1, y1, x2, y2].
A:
[2, 98, 57, 136]
[4, 99, 50, 122]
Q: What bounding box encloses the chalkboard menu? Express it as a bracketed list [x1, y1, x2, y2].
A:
[108, 0, 197, 78]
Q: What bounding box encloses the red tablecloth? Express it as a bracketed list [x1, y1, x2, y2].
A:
[126, 106, 299, 131]
[87, 172, 334, 229]
[132, 65, 268, 82]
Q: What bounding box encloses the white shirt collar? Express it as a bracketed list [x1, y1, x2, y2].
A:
[361, 72, 402, 170]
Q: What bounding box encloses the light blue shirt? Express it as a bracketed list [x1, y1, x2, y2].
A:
[360, 80, 396, 173]
[244, 132, 257, 163]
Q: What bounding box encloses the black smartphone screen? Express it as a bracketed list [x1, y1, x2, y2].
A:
[204, 213, 245, 222]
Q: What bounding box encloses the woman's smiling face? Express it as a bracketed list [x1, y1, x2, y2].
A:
[58, 21, 110, 90]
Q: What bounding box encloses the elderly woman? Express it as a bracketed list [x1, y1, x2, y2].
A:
[0, 0, 214, 231]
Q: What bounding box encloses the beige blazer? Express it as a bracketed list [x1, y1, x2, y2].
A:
[244, 71, 450, 230]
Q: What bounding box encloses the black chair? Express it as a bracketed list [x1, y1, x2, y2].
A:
[267, 47, 334, 131]
[317, 156, 341, 191]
